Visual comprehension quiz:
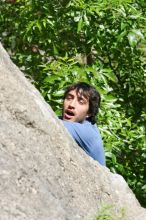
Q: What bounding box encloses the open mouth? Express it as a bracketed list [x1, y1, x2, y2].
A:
[66, 110, 74, 116]
[64, 110, 75, 119]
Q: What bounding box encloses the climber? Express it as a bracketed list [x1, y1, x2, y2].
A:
[61, 82, 106, 166]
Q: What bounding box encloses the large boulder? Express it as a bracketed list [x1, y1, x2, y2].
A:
[0, 43, 146, 220]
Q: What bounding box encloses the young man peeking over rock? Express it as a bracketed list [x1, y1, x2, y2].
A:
[60, 82, 105, 166]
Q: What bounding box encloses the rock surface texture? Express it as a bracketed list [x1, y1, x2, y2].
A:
[0, 42, 146, 220]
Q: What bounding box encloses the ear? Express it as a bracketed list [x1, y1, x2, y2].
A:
[86, 113, 91, 118]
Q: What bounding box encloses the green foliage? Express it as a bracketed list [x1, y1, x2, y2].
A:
[0, 0, 146, 207]
[96, 204, 127, 220]
[96, 214, 113, 220]
[96, 205, 114, 220]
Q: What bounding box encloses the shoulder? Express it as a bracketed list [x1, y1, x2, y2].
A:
[61, 119, 100, 137]
[60, 119, 105, 166]
[61, 119, 92, 129]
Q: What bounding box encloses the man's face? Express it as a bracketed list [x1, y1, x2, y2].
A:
[63, 89, 90, 122]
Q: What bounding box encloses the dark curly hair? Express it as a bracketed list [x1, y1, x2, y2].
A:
[63, 82, 101, 124]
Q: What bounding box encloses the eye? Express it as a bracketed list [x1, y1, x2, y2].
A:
[78, 97, 86, 104]
[65, 94, 73, 100]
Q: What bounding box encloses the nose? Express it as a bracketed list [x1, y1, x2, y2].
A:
[69, 99, 76, 108]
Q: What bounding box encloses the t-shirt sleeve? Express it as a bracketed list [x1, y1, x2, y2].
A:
[62, 120, 106, 166]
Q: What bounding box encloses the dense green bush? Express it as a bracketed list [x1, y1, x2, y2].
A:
[0, 0, 146, 207]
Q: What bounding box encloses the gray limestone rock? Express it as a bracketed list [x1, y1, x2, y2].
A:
[0, 42, 146, 220]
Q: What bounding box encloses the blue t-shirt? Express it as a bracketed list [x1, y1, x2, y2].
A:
[62, 120, 106, 166]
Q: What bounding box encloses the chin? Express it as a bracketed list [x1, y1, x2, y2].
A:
[63, 117, 74, 122]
